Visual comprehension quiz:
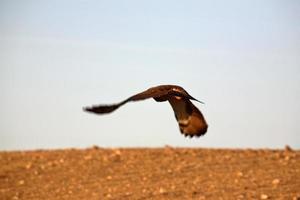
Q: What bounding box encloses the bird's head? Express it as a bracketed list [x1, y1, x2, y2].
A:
[171, 87, 205, 104]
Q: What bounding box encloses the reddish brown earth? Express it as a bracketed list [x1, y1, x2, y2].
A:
[0, 146, 299, 200]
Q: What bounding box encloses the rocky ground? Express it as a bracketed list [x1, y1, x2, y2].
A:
[0, 146, 299, 200]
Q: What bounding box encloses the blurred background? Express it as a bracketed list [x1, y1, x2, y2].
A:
[0, 0, 299, 150]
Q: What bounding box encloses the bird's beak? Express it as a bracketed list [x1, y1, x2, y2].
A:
[189, 95, 205, 104]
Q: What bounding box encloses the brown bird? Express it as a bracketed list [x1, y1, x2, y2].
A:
[84, 85, 208, 137]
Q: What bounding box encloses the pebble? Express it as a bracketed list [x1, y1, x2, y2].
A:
[84, 155, 92, 160]
[18, 180, 25, 185]
[92, 145, 100, 150]
[47, 161, 54, 167]
[106, 193, 112, 198]
[113, 149, 121, 156]
[272, 179, 280, 185]
[25, 163, 32, 169]
[125, 192, 131, 196]
[284, 156, 290, 161]
[236, 171, 243, 177]
[285, 145, 293, 152]
[260, 194, 268, 199]
[159, 187, 165, 194]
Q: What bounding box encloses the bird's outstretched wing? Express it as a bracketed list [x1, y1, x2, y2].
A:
[83, 85, 175, 114]
[171, 99, 208, 137]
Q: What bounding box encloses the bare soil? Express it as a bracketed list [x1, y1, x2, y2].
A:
[0, 146, 299, 200]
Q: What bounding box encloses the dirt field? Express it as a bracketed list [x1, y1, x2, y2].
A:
[0, 146, 299, 200]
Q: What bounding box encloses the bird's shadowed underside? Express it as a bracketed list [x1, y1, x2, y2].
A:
[84, 85, 208, 138]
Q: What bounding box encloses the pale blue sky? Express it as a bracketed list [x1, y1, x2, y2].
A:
[0, 0, 299, 150]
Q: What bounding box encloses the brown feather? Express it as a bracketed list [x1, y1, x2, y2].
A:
[168, 98, 207, 137]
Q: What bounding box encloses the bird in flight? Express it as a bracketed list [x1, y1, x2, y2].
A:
[84, 85, 208, 138]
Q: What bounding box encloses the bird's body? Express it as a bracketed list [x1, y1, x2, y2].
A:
[84, 85, 208, 137]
